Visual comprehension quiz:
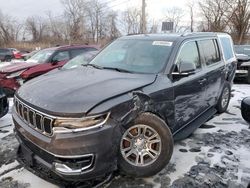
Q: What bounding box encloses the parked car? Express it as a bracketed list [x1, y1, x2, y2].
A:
[0, 48, 14, 62]
[21, 50, 38, 60]
[13, 33, 236, 184]
[234, 45, 250, 83]
[8, 48, 23, 59]
[0, 45, 98, 96]
[241, 97, 250, 124]
[0, 87, 8, 118]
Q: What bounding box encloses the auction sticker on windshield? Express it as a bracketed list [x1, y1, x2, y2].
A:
[152, 41, 173, 46]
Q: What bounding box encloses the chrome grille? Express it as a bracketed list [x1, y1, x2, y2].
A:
[14, 97, 53, 136]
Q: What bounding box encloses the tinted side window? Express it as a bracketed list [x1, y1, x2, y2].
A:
[220, 37, 234, 61]
[86, 47, 98, 51]
[52, 51, 70, 62]
[71, 49, 86, 58]
[198, 39, 220, 65]
[177, 41, 201, 70]
[0, 49, 9, 53]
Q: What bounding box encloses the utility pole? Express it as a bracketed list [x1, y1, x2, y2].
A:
[141, 0, 146, 34]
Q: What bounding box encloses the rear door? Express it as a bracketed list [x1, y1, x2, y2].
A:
[173, 40, 208, 131]
[197, 38, 225, 108]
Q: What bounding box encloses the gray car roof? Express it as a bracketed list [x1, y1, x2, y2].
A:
[119, 32, 220, 42]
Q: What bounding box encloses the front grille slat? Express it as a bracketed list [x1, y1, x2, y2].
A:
[36, 114, 43, 130]
[14, 97, 53, 136]
[44, 117, 53, 135]
[23, 106, 29, 122]
[28, 110, 35, 127]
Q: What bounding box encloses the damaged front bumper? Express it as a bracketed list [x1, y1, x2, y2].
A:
[13, 110, 121, 184]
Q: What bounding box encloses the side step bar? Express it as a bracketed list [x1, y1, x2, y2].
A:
[173, 107, 217, 141]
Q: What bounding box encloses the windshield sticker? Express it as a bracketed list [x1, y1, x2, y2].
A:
[152, 41, 173, 46]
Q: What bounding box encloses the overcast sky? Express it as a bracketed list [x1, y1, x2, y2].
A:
[0, 0, 192, 21]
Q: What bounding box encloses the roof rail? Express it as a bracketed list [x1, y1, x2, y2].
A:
[181, 32, 216, 37]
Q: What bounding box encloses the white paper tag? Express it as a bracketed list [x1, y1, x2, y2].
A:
[152, 41, 173, 46]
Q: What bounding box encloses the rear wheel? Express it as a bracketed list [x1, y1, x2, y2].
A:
[118, 113, 173, 177]
[216, 82, 231, 113]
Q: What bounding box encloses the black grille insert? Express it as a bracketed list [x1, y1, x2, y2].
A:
[14, 97, 53, 136]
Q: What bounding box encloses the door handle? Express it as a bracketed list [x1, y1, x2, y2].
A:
[198, 78, 207, 85]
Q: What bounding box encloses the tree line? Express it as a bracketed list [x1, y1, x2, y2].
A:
[0, 0, 250, 48]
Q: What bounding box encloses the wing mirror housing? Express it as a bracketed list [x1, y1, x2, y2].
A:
[51, 59, 59, 65]
[179, 61, 196, 74]
[172, 61, 196, 78]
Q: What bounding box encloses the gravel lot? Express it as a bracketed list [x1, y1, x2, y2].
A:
[0, 84, 250, 188]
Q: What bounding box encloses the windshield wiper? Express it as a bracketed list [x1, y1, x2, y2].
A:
[82, 64, 103, 69]
[102, 67, 133, 73]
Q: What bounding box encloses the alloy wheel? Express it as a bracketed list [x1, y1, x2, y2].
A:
[120, 124, 162, 167]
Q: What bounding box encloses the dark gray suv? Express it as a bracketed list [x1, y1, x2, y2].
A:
[13, 33, 236, 185]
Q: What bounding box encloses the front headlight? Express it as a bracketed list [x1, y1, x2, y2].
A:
[53, 112, 110, 133]
[6, 70, 26, 79]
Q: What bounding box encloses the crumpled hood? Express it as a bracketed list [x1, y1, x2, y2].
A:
[0, 62, 37, 73]
[17, 67, 156, 116]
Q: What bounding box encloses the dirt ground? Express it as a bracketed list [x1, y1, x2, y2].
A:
[0, 84, 250, 188]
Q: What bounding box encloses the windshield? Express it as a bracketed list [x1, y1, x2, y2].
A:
[63, 51, 98, 69]
[90, 39, 173, 74]
[26, 49, 55, 63]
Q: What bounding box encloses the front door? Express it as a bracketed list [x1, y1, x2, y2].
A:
[172, 40, 207, 132]
[31, 51, 70, 76]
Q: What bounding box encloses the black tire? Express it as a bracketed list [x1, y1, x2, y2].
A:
[4, 55, 11, 62]
[216, 82, 231, 113]
[118, 113, 173, 177]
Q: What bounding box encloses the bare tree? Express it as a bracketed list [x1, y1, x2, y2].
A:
[26, 16, 47, 42]
[164, 7, 185, 32]
[0, 11, 15, 45]
[121, 7, 141, 35]
[106, 12, 120, 40]
[61, 0, 87, 42]
[229, 0, 250, 44]
[85, 0, 104, 43]
[148, 19, 158, 33]
[198, 0, 232, 32]
[187, 0, 195, 32]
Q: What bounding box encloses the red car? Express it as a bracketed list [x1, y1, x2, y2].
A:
[0, 45, 98, 96]
[8, 48, 23, 59]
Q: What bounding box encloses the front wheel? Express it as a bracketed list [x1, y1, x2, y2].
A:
[216, 82, 231, 113]
[118, 113, 173, 177]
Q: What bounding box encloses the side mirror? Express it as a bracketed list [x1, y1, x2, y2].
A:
[172, 61, 196, 79]
[179, 61, 196, 74]
[51, 59, 59, 65]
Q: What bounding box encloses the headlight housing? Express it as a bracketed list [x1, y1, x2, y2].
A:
[53, 112, 110, 133]
[6, 70, 26, 79]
